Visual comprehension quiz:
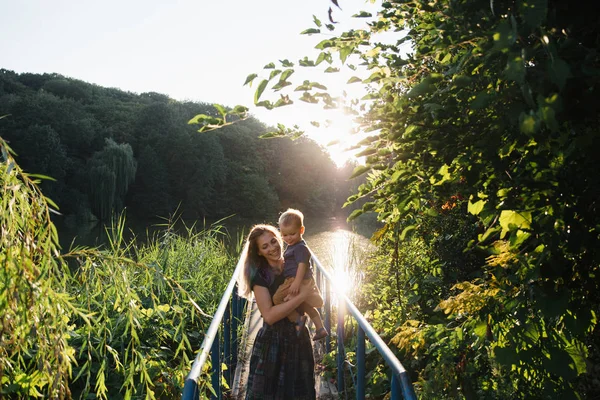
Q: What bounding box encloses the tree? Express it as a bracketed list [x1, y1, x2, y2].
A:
[242, 0, 600, 397]
[88, 138, 137, 220]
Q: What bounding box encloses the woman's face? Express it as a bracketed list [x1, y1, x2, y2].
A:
[256, 231, 282, 265]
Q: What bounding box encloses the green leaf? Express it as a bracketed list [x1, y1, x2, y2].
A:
[348, 209, 364, 221]
[315, 39, 334, 50]
[499, 210, 532, 238]
[263, 62, 275, 69]
[299, 92, 319, 104]
[352, 11, 372, 17]
[324, 67, 340, 73]
[518, 0, 548, 28]
[213, 104, 227, 118]
[492, 20, 517, 53]
[269, 69, 282, 80]
[316, 52, 332, 65]
[519, 112, 539, 134]
[230, 105, 249, 117]
[548, 58, 571, 90]
[279, 69, 295, 82]
[313, 15, 322, 27]
[470, 91, 493, 109]
[468, 199, 487, 215]
[399, 225, 416, 240]
[259, 131, 286, 139]
[347, 76, 363, 84]
[349, 164, 371, 179]
[538, 105, 559, 132]
[243, 73, 258, 86]
[256, 100, 274, 110]
[272, 81, 292, 91]
[505, 54, 525, 83]
[301, 28, 321, 35]
[340, 47, 353, 64]
[310, 121, 320, 127]
[254, 79, 268, 104]
[280, 59, 294, 67]
[406, 78, 435, 98]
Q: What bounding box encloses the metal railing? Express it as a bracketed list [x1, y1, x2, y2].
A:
[311, 250, 417, 400]
[181, 249, 417, 400]
[181, 256, 246, 400]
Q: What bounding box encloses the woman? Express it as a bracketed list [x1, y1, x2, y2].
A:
[237, 224, 316, 400]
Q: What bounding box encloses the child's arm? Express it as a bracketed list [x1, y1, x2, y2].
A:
[288, 262, 307, 295]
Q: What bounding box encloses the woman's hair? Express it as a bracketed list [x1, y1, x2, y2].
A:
[237, 224, 282, 299]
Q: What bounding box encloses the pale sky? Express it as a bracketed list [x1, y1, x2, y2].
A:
[1, 0, 388, 165]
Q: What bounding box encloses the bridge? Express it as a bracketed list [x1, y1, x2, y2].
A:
[181, 249, 417, 400]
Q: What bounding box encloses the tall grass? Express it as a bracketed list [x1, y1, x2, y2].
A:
[1, 137, 236, 399]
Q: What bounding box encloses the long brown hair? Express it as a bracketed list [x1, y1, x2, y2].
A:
[237, 224, 282, 299]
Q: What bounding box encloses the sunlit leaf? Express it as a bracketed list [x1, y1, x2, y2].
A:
[213, 104, 227, 118]
[340, 47, 353, 64]
[269, 69, 282, 80]
[349, 164, 371, 179]
[254, 79, 268, 104]
[243, 73, 258, 86]
[499, 210, 532, 238]
[301, 28, 321, 35]
[468, 199, 486, 215]
[313, 15, 322, 27]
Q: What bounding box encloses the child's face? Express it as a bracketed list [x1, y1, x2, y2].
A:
[280, 223, 304, 246]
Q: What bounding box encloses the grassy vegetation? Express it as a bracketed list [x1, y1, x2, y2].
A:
[1, 137, 236, 399]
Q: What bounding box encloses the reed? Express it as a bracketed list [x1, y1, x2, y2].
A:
[1, 137, 235, 399]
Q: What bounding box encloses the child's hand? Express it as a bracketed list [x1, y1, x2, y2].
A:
[289, 280, 301, 295]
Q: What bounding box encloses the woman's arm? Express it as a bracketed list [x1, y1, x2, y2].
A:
[254, 283, 310, 325]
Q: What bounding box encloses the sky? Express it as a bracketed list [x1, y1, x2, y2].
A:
[1, 0, 388, 166]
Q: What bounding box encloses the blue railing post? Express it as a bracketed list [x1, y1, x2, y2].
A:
[391, 373, 401, 400]
[325, 279, 331, 353]
[210, 330, 221, 400]
[309, 250, 417, 400]
[337, 299, 345, 395]
[223, 302, 231, 386]
[231, 288, 239, 368]
[357, 326, 365, 400]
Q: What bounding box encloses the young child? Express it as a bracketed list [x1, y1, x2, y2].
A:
[272, 208, 329, 340]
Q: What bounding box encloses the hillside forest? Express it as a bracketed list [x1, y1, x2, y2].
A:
[0, 69, 360, 225]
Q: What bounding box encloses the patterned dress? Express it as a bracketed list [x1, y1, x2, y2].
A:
[245, 269, 316, 400]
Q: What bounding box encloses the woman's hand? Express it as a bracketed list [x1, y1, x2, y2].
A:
[284, 280, 311, 302]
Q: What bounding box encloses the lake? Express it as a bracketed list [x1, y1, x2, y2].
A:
[54, 213, 378, 296]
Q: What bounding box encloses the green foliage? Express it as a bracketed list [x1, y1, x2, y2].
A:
[88, 138, 137, 220]
[250, 0, 600, 397]
[0, 70, 347, 221]
[0, 138, 234, 398]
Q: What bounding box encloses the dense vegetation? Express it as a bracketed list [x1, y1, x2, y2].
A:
[0, 69, 355, 224]
[239, 0, 600, 398]
[1, 137, 233, 399]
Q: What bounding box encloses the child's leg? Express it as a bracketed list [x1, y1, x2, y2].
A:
[298, 303, 324, 331]
[298, 303, 329, 340]
[301, 278, 324, 308]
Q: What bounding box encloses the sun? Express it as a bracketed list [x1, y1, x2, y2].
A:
[305, 108, 363, 168]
